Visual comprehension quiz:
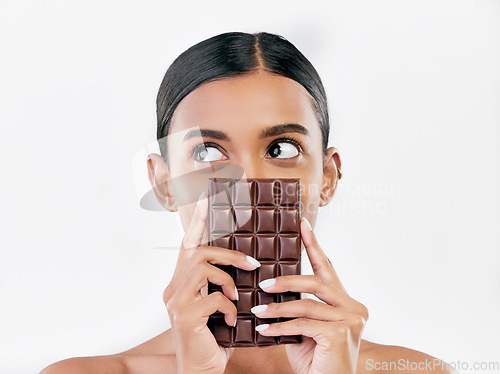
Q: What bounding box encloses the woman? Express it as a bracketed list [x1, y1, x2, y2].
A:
[42, 31, 455, 374]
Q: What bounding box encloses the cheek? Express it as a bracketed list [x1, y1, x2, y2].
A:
[298, 162, 324, 221]
[300, 182, 321, 218]
[168, 160, 212, 215]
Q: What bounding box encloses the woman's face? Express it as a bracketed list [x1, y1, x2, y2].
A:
[150, 69, 340, 235]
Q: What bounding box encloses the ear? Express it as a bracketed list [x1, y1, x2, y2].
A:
[146, 153, 178, 212]
[319, 147, 342, 207]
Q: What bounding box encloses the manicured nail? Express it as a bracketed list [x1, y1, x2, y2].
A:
[251, 304, 268, 314]
[234, 286, 239, 301]
[302, 216, 312, 231]
[255, 324, 269, 332]
[197, 191, 206, 205]
[246, 255, 261, 268]
[233, 316, 237, 327]
[259, 278, 276, 289]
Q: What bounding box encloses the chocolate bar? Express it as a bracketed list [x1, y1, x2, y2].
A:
[206, 178, 302, 347]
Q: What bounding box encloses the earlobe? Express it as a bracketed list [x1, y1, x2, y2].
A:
[319, 147, 342, 207]
[146, 153, 178, 212]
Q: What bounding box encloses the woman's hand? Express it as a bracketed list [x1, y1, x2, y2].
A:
[251, 217, 369, 374]
[162, 192, 261, 374]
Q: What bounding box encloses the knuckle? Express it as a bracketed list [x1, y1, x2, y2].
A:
[165, 296, 177, 314]
[351, 314, 366, 329]
[193, 260, 208, 273]
[269, 301, 283, 315]
[223, 271, 235, 284]
[360, 304, 369, 322]
[303, 297, 317, 309]
[196, 244, 211, 254]
[181, 235, 193, 249]
[212, 291, 226, 303]
[332, 322, 349, 339]
[215, 290, 226, 301]
[171, 308, 187, 326]
[190, 249, 204, 263]
[295, 317, 306, 328]
[352, 300, 369, 322]
[162, 286, 172, 305]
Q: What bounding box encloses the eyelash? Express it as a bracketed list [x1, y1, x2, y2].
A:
[190, 136, 304, 160]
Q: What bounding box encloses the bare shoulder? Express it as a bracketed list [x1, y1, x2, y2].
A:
[40, 354, 128, 374]
[118, 328, 175, 356]
[40, 354, 176, 374]
[117, 328, 177, 373]
[357, 339, 458, 374]
[40, 329, 176, 374]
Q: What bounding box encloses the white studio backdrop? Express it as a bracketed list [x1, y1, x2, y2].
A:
[0, 0, 499, 373]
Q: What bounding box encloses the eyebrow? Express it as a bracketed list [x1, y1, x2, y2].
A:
[258, 123, 309, 138]
[183, 129, 229, 142]
[182, 123, 309, 142]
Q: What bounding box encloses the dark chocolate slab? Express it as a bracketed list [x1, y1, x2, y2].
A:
[207, 178, 302, 347]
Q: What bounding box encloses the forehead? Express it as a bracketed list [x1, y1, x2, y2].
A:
[170, 70, 320, 136]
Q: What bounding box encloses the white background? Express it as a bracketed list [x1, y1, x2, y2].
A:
[1, 0, 499, 373]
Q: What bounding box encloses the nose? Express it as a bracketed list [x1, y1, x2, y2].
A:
[234, 155, 272, 181]
[240, 169, 272, 181]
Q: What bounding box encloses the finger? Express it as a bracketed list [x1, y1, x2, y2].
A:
[179, 246, 260, 298]
[255, 318, 361, 345]
[255, 317, 327, 337]
[179, 291, 238, 329]
[177, 191, 209, 268]
[198, 291, 238, 328]
[175, 261, 238, 305]
[200, 212, 210, 247]
[184, 191, 209, 249]
[180, 245, 261, 300]
[301, 217, 347, 293]
[258, 275, 353, 310]
[250, 298, 351, 322]
[178, 244, 261, 293]
[189, 245, 261, 271]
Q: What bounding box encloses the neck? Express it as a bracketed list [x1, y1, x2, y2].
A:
[225, 345, 293, 374]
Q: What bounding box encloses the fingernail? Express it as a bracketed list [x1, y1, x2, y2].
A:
[234, 286, 239, 301]
[233, 316, 237, 327]
[246, 255, 261, 268]
[197, 191, 206, 206]
[259, 278, 276, 289]
[302, 217, 312, 231]
[255, 324, 269, 332]
[251, 304, 268, 314]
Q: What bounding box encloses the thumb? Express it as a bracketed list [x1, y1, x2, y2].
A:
[301, 217, 347, 294]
